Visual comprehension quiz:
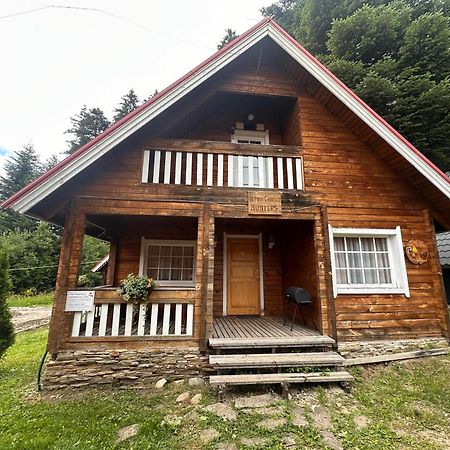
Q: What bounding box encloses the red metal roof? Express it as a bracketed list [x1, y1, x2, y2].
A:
[2, 17, 449, 209]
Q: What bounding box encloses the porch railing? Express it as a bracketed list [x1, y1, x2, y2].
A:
[70, 291, 194, 339]
[141, 145, 303, 190]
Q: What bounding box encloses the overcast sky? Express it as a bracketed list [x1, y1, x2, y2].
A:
[0, 0, 268, 172]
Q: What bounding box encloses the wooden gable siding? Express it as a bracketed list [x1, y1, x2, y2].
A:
[298, 94, 448, 341]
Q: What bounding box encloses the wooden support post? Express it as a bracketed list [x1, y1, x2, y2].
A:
[425, 209, 450, 340]
[320, 206, 338, 343]
[47, 200, 86, 355]
[280, 382, 290, 400]
[105, 238, 117, 286]
[199, 203, 215, 352]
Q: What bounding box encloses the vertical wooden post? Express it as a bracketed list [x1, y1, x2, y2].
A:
[106, 238, 117, 286]
[47, 200, 86, 355]
[319, 206, 338, 342]
[424, 209, 450, 340]
[199, 203, 215, 352]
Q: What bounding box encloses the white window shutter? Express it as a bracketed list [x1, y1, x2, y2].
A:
[395, 226, 410, 298]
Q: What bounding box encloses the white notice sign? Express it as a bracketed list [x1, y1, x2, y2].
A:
[65, 290, 95, 312]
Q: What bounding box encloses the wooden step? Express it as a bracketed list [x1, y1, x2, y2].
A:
[209, 371, 354, 386]
[209, 335, 335, 350]
[209, 352, 345, 369]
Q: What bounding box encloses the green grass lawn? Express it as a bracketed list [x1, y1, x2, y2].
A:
[1, 327, 449, 449]
[7, 292, 53, 307]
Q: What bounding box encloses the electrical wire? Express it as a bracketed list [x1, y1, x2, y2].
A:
[0, 4, 215, 50]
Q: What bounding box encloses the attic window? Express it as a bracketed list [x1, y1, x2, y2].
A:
[231, 129, 269, 145]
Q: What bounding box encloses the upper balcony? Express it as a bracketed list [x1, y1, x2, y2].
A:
[141, 139, 304, 192]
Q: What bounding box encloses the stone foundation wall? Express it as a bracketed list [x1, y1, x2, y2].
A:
[44, 348, 211, 390]
[338, 337, 449, 358]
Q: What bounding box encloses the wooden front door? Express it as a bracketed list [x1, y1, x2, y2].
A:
[227, 238, 260, 315]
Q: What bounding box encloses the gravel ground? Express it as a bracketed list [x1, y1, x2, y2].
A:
[10, 306, 52, 333]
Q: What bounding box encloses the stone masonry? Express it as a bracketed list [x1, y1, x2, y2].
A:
[44, 347, 210, 390]
[338, 337, 449, 358]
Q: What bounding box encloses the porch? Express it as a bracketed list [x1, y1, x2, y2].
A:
[210, 316, 335, 349]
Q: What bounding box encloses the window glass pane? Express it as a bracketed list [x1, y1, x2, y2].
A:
[148, 256, 159, 268]
[172, 246, 183, 256]
[160, 256, 171, 267]
[364, 269, 378, 284]
[377, 253, 390, 268]
[334, 237, 345, 252]
[336, 269, 348, 284]
[375, 238, 388, 251]
[182, 269, 193, 281]
[160, 246, 171, 257]
[159, 268, 170, 280]
[171, 269, 182, 281]
[335, 253, 347, 268]
[362, 252, 376, 268]
[346, 238, 360, 251]
[379, 269, 392, 284]
[361, 238, 374, 251]
[172, 257, 183, 268]
[349, 269, 364, 284]
[148, 245, 160, 256]
[147, 268, 158, 279]
[184, 247, 194, 257]
[348, 253, 362, 268]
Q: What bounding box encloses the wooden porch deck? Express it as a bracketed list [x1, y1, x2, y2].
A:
[210, 316, 335, 349]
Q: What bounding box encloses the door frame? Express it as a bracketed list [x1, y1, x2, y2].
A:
[222, 232, 264, 316]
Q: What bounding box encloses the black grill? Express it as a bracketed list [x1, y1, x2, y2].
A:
[284, 286, 312, 330]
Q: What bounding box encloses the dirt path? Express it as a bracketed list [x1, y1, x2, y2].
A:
[10, 306, 52, 333]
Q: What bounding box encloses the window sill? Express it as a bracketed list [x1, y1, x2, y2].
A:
[336, 287, 408, 296]
[154, 287, 196, 291]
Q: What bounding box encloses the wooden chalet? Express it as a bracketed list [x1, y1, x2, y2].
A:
[3, 19, 450, 390]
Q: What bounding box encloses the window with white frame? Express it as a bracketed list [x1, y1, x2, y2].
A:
[140, 239, 196, 287]
[231, 129, 269, 145]
[328, 226, 409, 297]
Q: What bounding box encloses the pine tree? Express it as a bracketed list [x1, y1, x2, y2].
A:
[217, 29, 238, 50]
[0, 144, 41, 233]
[0, 144, 41, 201]
[65, 106, 110, 154]
[113, 89, 140, 122]
[0, 246, 14, 359]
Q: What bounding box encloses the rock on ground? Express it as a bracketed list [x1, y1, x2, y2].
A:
[256, 417, 287, 430]
[162, 415, 182, 426]
[240, 437, 269, 446]
[117, 424, 140, 443]
[354, 415, 371, 429]
[176, 392, 190, 403]
[190, 393, 202, 405]
[215, 443, 238, 450]
[10, 306, 52, 333]
[188, 377, 205, 387]
[234, 393, 274, 409]
[292, 406, 308, 427]
[201, 428, 220, 444]
[155, 378, 167, 389]
[312, 405, 333, 430]
[204, 403, 237, 421]
[320, 430, 343, 450]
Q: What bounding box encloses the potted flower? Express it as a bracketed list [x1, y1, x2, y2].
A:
[117, 273, 158, 306]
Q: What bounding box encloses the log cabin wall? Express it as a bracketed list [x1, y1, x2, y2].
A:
[39, 39, 449, 346]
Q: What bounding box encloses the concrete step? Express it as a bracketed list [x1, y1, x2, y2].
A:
[209, 371, 354, 386]
[209, 351, 345, 369]
[209, 335, 335, 350]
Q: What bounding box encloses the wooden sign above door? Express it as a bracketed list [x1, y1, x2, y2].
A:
[248, 191, 282, 215]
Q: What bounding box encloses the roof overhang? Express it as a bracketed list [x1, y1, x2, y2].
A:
[3, 18, 450, 214]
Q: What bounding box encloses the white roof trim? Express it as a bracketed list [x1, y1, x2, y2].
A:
[9, 22, 450, 213]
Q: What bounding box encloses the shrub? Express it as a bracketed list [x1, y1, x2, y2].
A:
[0, 246, 14, 358]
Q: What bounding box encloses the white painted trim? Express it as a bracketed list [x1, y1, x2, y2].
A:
[217, 154, 224, 187]
[164, 151, 172, 184]
[196, 153, 203, 186]
[138, 236, 146, 276]
[141, 150, 150, 183]
[185, 152, 192, 185]
[286, 157, 294, 189]
[152, 150, 161, 183]
[231, 129, 269, 144]
[11, 21, 450, 213]
[227, 155, 234, 187]
[174, 151, 182, 184]
[222, 233, 264, 316]
[295, 158, 303, 190]
[207, 153, 213, 186]
[277, 157, 284, 189]
[328, 226, 410, 298]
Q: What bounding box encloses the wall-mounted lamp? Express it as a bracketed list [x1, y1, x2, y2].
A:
[247, 113, 255, 121]
[268, 235, 275, 250]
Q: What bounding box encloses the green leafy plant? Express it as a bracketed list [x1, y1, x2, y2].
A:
[116, 273, 157, 305]
[0, 246, 14, 358]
